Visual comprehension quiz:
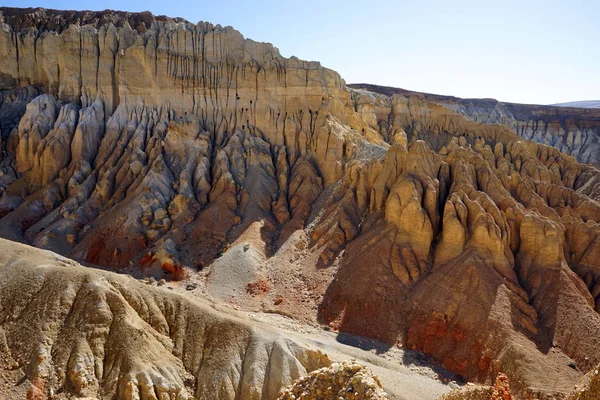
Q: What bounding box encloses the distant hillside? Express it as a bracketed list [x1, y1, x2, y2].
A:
[349, 83, 600, 165]
[552, 100, 600, 108]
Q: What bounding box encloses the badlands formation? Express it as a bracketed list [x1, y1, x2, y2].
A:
[0, 6, 599, 400]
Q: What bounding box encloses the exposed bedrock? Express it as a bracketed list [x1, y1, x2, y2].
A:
[350, 83, 600, 166]
[0, 239, 332, 400]
[0, 7, 599, 400]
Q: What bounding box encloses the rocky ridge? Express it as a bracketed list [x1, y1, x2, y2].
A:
[349, 84, 600, 166]
[552, 101, 600, 109]
[0, 238, 331, 400]
[0, 238, 456, 400]
[0, 7, 599, 400]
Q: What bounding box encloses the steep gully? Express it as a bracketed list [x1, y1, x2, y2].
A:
[0, 7, 599, 399]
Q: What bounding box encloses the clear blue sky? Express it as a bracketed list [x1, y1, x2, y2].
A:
[5, 0, 599, 105]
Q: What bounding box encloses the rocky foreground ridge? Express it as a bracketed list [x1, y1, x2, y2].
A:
[0, 7, 600, 399]
[1, 238, 416, 400]
[0, 239, 330, 399]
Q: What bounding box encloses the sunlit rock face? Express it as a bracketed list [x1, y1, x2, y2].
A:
[0, 7, 600, 400]
[350, 83, 600, 166]
[0, 238, 332, 400]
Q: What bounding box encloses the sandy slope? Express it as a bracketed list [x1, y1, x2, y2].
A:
[0, 238, 453, 400]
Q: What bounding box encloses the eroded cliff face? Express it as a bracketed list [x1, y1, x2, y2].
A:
[0, 239, 332, 400]
[0, 7, 376, 165]
[318, 89, 600, 398]
[350, 84, 600, 166]
[0, 7, 599, 400]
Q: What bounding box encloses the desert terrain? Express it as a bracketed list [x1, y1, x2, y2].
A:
[0, 7, 599, 399]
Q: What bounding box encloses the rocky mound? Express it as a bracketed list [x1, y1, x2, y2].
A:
[566, 365, 600, 400]
[0, 7, 599, 399]
[276, 361, 389, 400]
[438, 374, 513, 400]
[437, 386, 493, 400]
[0, 238, 333, 399]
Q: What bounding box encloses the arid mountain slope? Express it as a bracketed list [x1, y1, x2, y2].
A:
[0, 7, 600, 400]
[0, 238, 452, 400]
[0, 239, 331, 399]
[349, 83, 600, 166]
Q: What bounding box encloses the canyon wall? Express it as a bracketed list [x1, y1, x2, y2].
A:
[0, 7, 600, 400]
[349, 83, 600, 166]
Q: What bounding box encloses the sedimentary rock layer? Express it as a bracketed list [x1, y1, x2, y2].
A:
[349, 83, 600, 166]
[0, 238, 333, 400]
[0, 7, 599, 400]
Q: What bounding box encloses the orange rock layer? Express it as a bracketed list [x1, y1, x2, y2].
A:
[0, 7, 599, 399]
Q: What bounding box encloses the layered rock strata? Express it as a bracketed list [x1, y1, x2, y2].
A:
[0, 7, 599, 400]
[0, 238, 332, 400]
[349, 83, 600, 166]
